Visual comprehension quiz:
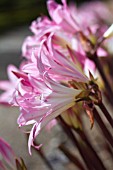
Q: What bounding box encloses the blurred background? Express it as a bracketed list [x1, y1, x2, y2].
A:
[0, 0, 48, 33]
[0, 0, 106, 33]
[0, 0, 48, 79]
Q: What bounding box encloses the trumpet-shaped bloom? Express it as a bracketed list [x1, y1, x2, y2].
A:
[37, 33, 89, 82]
[12, 70, 82, 154]
[28, 77, 81, 154]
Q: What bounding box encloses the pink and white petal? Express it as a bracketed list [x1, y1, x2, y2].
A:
[28, 75, 50, 94]
[28, 101, 75, 154]
[28, 122, 43, 155]
[0, 81, 12, 91]
[17, 104, 50, 127]
[84, 59, 95, 77]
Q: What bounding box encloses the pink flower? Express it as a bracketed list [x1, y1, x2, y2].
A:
[22, 32, 89, 81]
[12, 70, 82, 154]
[37, 33, 88, 82]
[30, 16, 60, 37]
[77, 1, 113, 26]
[47, 0, 80, 33]
[0, 65, 18, 105]
[0, 138, 16, 169]
[21, 0, 109, 80]
[22, 35, 39, 59]
[21, 51, 40, 77]
[27, 76, 82, 154]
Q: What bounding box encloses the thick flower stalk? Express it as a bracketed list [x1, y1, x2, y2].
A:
[12, 69, 84, 154]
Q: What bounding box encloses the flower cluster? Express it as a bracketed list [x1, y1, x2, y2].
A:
[0, 0, 113, 154]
